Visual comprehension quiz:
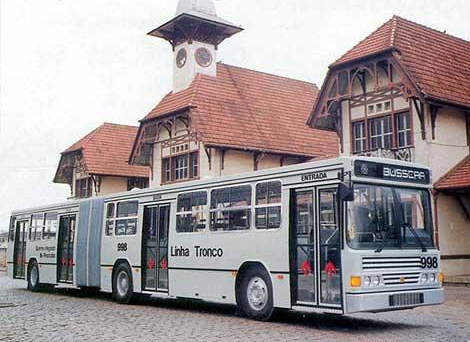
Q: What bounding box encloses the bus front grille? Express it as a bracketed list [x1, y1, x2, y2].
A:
[362, 256, 422, 271]
[389, 292, 424, 307]
[362, 256, 422, 286]
[382, 272, 420, 285]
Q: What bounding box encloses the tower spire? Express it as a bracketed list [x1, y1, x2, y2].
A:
[148, 0, 243, 92]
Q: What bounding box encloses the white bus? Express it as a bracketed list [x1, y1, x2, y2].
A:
[7, 157, 444, 320]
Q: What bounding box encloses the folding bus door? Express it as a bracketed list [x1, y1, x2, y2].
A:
[57, 215, 76, 283]
[290, 187, 343, 310]
[142, 204, 170, 292]
[13, 220, 28, 279]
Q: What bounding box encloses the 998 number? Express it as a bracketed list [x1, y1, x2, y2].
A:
[117, 243, 128, 252]
[421, 256, 438, 269]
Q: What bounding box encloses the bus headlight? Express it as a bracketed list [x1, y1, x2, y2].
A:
[429, 273, 436, 283]
[420, 273, 429, 284]
[363, 276, 371, 287]
[372, 276, 380, 286]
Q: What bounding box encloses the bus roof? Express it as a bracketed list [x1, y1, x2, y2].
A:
[10, 156, 432, 216]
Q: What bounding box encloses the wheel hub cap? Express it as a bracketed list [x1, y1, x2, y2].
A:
[117, 271, 129, 297]
[247, 277, 268, 311]
[31, 267, 38, 286]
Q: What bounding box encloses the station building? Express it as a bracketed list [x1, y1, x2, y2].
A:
[53, 1, 469, 277]
[308, 16, 470, 276]
[128, 0, 338, 186]
[54, 123, 149, 199]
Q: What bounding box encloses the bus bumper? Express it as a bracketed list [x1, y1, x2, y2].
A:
[345, 287, 444, 314]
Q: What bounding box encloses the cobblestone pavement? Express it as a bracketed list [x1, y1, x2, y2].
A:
[0, 271, 469, 342]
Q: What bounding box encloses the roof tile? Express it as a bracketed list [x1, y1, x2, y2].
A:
[435, 155, 470, 190]
[64, 123, 149, 178]
[332, 15, 470, 108]
[142, 63, 339, 158]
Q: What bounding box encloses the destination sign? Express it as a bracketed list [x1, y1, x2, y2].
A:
[354, 161, 431, 185]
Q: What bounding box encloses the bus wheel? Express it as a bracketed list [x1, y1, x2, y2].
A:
[27, 261, 40, 292]
[239, 267, 274, 321]
[112, 263, 133, 304]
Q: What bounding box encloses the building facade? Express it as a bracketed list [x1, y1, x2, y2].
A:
[130, 0, 338, 186]
[309, 16, 470, 276]
[54, 123, 149, 199]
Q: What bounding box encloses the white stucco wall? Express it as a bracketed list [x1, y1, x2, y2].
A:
[437, 194, 470, 276]
[98, 177, 128, 196]
[173, 41, 217, 93]
[428, 106, 468, 179]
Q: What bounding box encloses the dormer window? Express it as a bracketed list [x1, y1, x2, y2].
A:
[352, 111, 412, 153]
[162, 151, 199, 184]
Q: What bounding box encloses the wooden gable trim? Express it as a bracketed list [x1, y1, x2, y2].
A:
[309, 51, 423, 134]
[130, 110, 194, 167]
[429, 104, 442, 140]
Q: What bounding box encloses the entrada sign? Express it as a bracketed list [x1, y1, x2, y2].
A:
[301, 172, 328, 182]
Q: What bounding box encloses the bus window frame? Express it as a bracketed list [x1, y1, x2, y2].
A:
[345, 182, 436, 251]
[208, 183, 253, 234]
[253, 180, 283, 231]
[104, 200, 139, 237]
[8, 216, 15, 242]
[43, 211, 59, 240]
[175, 190, 209, 235]
[30, 213, 45, 241]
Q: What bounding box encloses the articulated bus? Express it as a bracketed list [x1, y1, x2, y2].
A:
[7, 157, 443, 320]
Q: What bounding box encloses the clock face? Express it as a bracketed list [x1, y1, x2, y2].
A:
[195, 47, 212, 68]
[176, 48, 187, 68]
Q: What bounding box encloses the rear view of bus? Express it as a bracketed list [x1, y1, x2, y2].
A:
[342, 159, 443, 313]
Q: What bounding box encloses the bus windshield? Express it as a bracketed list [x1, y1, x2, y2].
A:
[347, 184, 434, 250]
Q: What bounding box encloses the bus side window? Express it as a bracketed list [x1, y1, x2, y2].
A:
[210, 185, 252, 231]
[30, 213, 44, 241]
[8, 217, 15, 242]
[115, 201, 138, 236]
[44, 212, 58, 239]
[255, 181, 282, 230]
[176, 191, 207, 233]
[105, 203, 115, 236]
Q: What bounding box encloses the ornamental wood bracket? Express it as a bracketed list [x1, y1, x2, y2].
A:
[429, 104, 442, 140]
[412, 98, 426, 140]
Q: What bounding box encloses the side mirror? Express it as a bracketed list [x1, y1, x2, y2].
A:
[337, 182, 354, 202]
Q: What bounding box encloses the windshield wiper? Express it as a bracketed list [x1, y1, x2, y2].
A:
[403, 222, 427, 253]
[375, 224, 395, 253]
[375, 189, 401, 253]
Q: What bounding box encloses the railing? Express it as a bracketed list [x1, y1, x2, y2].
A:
[355, 147, 414, 162]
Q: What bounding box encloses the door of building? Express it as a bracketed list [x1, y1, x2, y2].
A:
[142, 204, 170, 292]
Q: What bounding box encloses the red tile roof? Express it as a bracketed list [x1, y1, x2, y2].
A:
[332, 15, 470, 108]
[142, 63, 339, 158]
[435, 155, 470, 190]
[62, 123, 149, 178]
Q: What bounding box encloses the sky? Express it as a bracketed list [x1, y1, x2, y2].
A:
[0, 0, 469, 230]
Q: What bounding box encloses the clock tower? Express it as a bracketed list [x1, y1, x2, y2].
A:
[148, 0, 243, 93]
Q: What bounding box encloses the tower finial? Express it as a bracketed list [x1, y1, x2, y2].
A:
[176, 0, 217, 17]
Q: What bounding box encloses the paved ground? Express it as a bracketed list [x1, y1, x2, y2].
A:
[0, 271, 469, 342]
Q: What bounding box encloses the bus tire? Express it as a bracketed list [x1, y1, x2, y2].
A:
[238, 266, 274, 321]
[112, 263, 133, 304]
[27, 261, 40, 292]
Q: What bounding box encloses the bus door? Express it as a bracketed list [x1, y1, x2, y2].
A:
[290, 187, 342, 309]
[142, 204, 170, 292]
[13, 220, 28, 279]
[57, 215, 76, 283]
